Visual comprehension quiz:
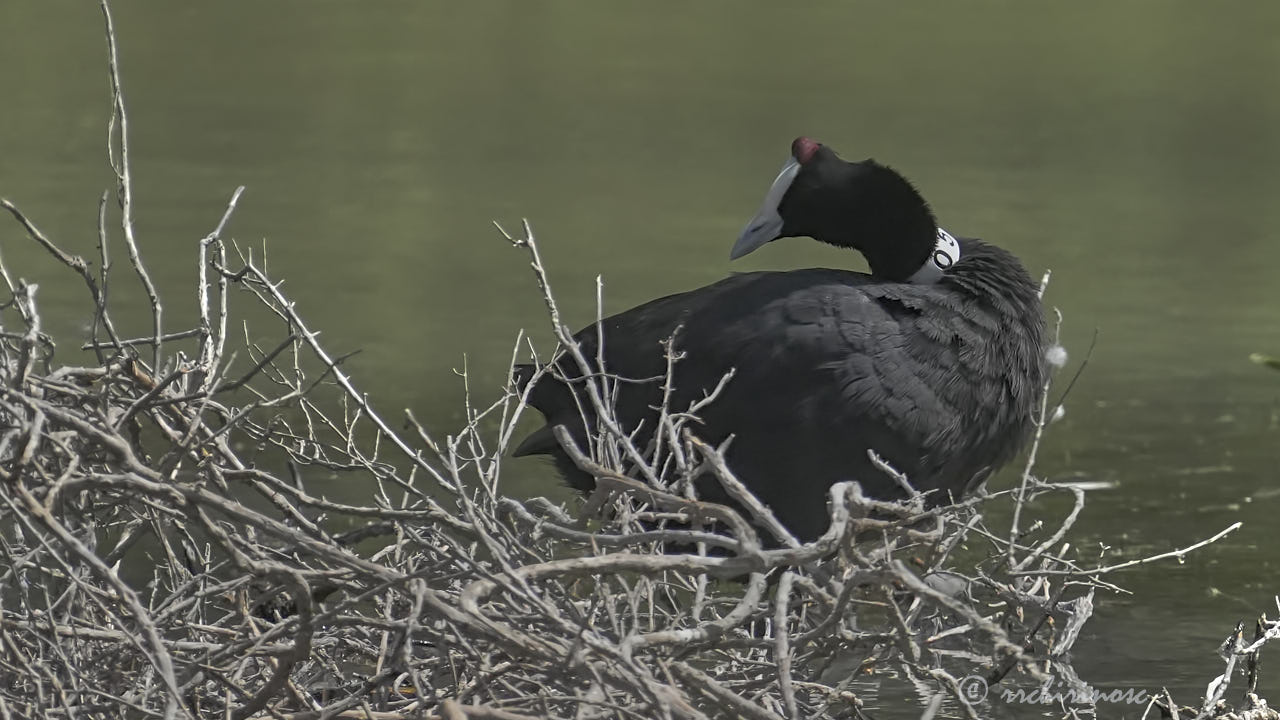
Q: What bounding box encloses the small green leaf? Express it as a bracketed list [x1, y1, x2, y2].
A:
[1249, 353, 1280, 371]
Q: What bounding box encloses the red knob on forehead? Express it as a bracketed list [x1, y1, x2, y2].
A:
[791, 137, 820, 164]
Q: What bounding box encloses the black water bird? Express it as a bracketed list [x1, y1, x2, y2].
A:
[514, 138, 1046, 541]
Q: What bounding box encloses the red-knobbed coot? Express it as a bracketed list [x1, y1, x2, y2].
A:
[514, 138, 1047, 541]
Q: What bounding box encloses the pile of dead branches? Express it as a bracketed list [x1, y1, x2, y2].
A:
[0, 4, 1267, 720]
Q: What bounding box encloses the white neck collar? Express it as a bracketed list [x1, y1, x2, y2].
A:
[906, 228, 961, 284]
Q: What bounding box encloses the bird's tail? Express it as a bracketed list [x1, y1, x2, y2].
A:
[510, 362, 571, 456]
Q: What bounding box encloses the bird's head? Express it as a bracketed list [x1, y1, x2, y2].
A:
[733, 137, 956, 283]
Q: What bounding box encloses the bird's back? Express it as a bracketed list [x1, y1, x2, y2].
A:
[516, 249, 1045, 540]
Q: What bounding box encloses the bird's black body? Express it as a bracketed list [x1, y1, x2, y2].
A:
[514, 139, 1046, 541]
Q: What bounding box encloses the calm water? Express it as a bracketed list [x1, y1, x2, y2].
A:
[3, 3, 1279, 715]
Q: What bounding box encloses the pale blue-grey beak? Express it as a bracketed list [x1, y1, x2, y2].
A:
[730, 158, 800, 260]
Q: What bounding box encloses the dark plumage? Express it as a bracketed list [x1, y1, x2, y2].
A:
[514, 138, 1046, 541]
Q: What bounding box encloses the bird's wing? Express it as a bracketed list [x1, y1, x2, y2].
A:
[673, 277, 1009, 471]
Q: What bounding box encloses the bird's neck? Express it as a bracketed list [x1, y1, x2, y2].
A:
[854, 220, 938, 282]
